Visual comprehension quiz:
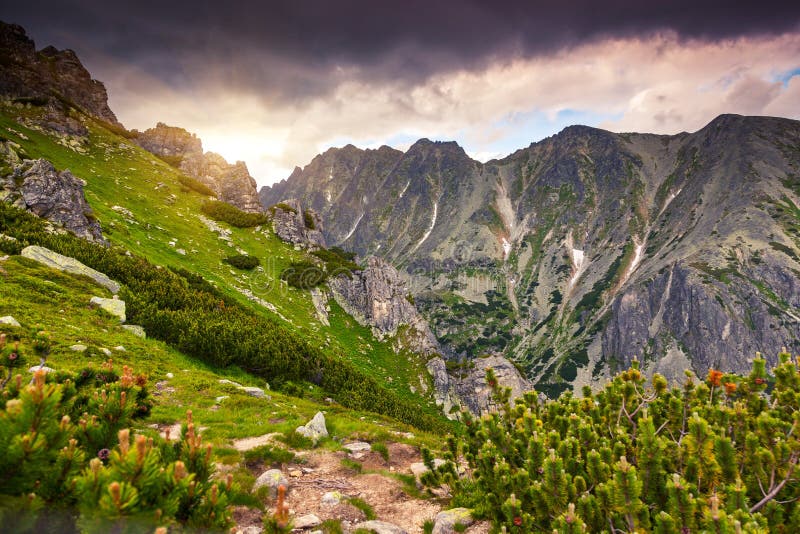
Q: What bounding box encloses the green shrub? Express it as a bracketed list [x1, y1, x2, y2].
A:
[223, 254, 260, 270]
[178, 174, 216, 196]
[0, 338, 233, 532]
[200, 200, 270, 228]
[280, 260, 327, 289]
[345, 496, 376, 519]
[423, 353, 800, 532]
[243, 445, 295, 468]
[269, 203, 297, 215]
[303, 210, 316, 230]
[157, 154, 184, 168]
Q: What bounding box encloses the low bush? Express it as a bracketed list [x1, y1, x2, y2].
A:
[0, 335, 234, 532]
[423, 352, 800, 532]
[223, 254, 260, 270]
[200, 200, 270, 228]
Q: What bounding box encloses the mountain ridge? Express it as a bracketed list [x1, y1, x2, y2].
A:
[261, 112, 800, 395]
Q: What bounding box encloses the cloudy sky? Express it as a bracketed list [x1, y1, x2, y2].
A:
[6, 1, 800, 187]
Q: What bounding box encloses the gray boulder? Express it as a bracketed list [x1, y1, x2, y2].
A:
[0, 316, 21, 327]
[454, 355, 532, 415]
[121, 325, 146, 338]
[252, 469, 289, 496]
[295, 411, 328, 444]
[432, 508, 474, 534]
[21, 246, 119, 293]
[2, 159, 105, 243]
[293, 514, 321, 530]
[90, 296, 126, 323]
[329, 256, 440, 355]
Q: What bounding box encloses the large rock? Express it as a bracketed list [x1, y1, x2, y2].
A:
[453, 356, 533, 415]
[252, 469, 289, 496]
[121, 325, 146, 338]
[0, 316, 21, 327]
[0, 22, 120, 130]
[432, 508, 474, 534]
[2, 159, 105, 243]
[269, 199, 326, 249]
[21, 246, 119, 293]
[295, 411, 328, 444]
[329, 256, 440, 355]
[351, 521, 408, 534]
[90, 296, 126, 323]
[293, 514, 321, 530]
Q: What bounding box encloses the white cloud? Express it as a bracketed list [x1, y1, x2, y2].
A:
[100, 33, 800, 188]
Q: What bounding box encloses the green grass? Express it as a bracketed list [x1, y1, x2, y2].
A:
[0, 245, 441, 453]
[0, 104, 448, 434]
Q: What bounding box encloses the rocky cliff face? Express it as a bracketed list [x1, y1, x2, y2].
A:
[0, 22, 120, 133]
[134, 122, 262, 212]
[1, 151, 104, 243]
[261, 114, 800, 395]
[269, 199, 326, 249]
[329, 256, 440, 355]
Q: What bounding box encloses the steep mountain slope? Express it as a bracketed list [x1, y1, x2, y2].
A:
[261, 116, 800, 395]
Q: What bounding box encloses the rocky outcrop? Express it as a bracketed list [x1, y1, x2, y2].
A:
[428, 355, 533, 415]
[452, 355, 533, 414]
[180, 152, 262, 212]
[0, 22, 120, 131]
[1, 158, 105, 242]
[134, 122, 262, 212]
[269, 199, 326, 249]
[21, 245, 120, 293]
[133, 122, 202, 158]
[329, 256, 439, 355]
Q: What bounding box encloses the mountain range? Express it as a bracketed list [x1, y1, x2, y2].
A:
[261, 115, 800, 395]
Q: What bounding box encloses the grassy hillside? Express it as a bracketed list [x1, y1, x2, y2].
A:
[0, 103, 445, 426]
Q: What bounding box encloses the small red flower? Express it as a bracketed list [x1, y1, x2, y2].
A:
[513, 516, 522, 526]
[724, 382, 737, 395]
[8, 352, 17, 361]
[755, 378, 766, 385]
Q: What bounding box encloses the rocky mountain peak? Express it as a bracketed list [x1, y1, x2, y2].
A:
[0, 21, 120, 128]
[134, 122, 202, 158]
[134, 122, 262, 213]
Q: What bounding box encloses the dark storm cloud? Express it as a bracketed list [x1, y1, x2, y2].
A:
[5, 0, 800, 103]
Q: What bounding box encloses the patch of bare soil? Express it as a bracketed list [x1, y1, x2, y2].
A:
[233, 441, 489, 533]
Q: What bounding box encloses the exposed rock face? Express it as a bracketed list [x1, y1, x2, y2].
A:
[453, 356, 533, 414]
[134, 122, 202, 158]
[0, 22, 120, 130]
[329, 256, 439, 355]
[262, 115, 800, 395]
[21, 245, 120, 293]
[269, 199, 326, 249]
[134, 122, 263, 212]
[2, 158, 104, 242]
